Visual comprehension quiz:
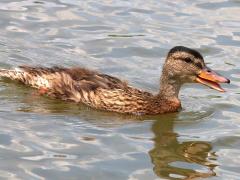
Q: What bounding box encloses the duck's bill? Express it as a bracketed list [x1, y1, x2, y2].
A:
[196, 68, 230, 92]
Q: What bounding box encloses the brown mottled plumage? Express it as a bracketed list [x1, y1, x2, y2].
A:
[0, 46, 230, 115]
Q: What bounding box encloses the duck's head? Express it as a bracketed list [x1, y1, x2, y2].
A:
[161, 46, 230, 92]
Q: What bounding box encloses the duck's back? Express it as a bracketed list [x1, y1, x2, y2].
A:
[0, 66, 130, 91]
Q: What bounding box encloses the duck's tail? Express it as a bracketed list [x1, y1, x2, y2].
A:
[0, 67, 60, 90]
[0, 68, 26, 81]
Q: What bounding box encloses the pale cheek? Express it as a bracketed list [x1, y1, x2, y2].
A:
[180, 74, 195, 82]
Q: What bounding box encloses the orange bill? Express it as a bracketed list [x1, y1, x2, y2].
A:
[196, 68, 230, 92]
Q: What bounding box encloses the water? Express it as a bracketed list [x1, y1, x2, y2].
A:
[0, 0, 239, 179]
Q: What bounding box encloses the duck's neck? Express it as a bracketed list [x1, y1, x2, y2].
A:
[144, 74, 181, 114]
[158, 71, 181, 103]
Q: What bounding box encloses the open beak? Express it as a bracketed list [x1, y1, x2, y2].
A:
[196, 67, 230, 92]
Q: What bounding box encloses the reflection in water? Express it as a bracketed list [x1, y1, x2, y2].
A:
[149, 117, 217, 179]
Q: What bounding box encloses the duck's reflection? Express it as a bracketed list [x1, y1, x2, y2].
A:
[149, 117, 217, 179]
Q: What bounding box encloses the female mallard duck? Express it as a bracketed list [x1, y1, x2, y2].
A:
[0, 46, 230, 115]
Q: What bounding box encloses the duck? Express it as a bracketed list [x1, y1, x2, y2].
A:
[0, 46, 230, 115]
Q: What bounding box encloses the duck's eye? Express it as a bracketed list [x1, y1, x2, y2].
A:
[184, 58, 192, 63]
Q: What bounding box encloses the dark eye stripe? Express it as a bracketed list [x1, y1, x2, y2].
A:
[179, 57, 203, 68]
[178, 57, 192, 63]
[184, 58, 192, 63]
